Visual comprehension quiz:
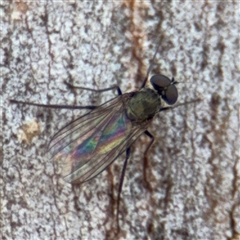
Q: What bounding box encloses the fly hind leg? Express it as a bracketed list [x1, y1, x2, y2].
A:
[116, 147, 131, 233]
[142, 130, 155, 191]
[64, 81, 122, 96]
[10, 83, 123, 109]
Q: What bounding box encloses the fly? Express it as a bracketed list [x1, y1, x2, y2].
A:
[10, 46, 197, 231]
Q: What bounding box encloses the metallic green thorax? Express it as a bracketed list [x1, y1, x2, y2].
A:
[126, 88, 161, 122]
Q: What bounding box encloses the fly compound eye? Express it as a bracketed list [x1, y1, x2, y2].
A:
[163, 83, 178, 105]
[150, 74, 178, 105]
[150, 74, 171, 88]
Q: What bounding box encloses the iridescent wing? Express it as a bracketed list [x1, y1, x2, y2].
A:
[48, 93, 150, 184]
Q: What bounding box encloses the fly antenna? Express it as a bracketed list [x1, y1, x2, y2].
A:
[159, 98, 203, 112]
[176, 81, 195, 84]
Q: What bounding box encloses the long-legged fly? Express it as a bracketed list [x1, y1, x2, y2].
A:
[10, 45, 198, 231]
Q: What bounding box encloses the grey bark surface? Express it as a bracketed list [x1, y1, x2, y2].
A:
[1, 1, 239, 240]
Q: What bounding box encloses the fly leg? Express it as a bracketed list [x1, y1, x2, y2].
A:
[9, 99, 99, 110]
[9, 84, 122, 109]
[65, 81, 122, 95]
[116, 131, 154, 231]
[143, 130, 155, 190]
[116, 147, 130, 232]
[140, 40, 161, 89]
[115, 130, 154, 231]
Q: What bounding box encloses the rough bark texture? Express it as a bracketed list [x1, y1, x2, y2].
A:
[2, 1, 239, 240]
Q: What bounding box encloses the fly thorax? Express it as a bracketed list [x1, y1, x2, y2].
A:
[126, 88, 161, 122]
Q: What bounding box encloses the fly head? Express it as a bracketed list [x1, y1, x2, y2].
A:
[150, 74, 178, 105]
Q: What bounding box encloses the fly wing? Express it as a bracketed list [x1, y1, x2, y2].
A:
[48, 93, 150, 184]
